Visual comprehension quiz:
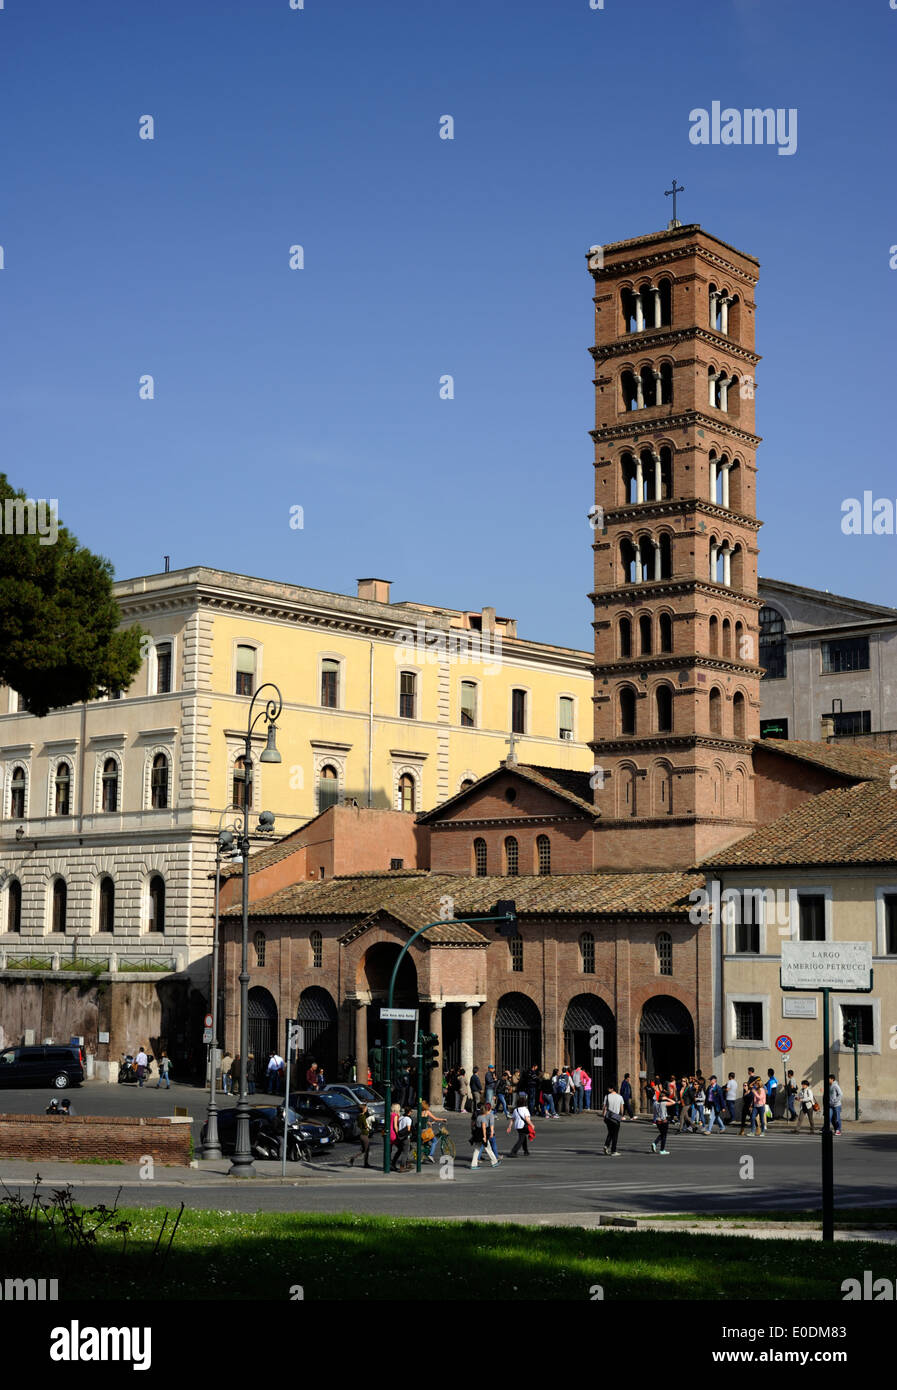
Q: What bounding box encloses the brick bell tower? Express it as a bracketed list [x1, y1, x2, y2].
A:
[588, 220, 763, 868]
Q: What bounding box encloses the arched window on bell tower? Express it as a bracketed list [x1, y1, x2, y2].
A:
[619, 687, 637, 736]
[618, 616, 632, 658]
[709, 687, 722, 736]
[639, 615, 652, 655]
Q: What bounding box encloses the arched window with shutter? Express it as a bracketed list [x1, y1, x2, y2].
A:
[474, 839, 487, 877]
[505, 836, 519, 877]
[537, 835, 551, 876]
[579, 931, 595, 974]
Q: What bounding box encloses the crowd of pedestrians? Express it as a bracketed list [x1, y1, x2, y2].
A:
[442, 1063, 595, 1116]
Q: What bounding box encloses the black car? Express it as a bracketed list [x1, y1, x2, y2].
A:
[0, 1044, 84, 1089]
[288, 1090, 372, 1141]
[200, 1105, 333, 1158]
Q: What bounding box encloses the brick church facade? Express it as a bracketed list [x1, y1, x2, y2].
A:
[219, 220, 892, 1106]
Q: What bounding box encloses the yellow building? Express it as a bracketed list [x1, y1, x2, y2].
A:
[0, 567, 592, 967]
[703, 778, 897, 1120]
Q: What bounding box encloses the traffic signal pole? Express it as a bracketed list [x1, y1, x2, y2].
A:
[380, 907, 516, 1176]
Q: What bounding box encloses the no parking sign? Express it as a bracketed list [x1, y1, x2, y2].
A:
[775, 1034, 793, 1054]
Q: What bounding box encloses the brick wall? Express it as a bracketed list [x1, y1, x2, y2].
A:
[0, 1114, 191, 1164]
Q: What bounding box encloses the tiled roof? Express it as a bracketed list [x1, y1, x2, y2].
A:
[702, 780, 897, 868]
[416, 761, 596, 823]
[755, 738, 894, 783]
[228, 868, 702, 929]
[218, 832, 306, 880]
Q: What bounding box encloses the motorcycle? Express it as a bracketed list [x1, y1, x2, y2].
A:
[250, 1107, 312, 1163]
[118, 1054, 138, 1084]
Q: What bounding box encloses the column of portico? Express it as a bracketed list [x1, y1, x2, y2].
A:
[354, 997, 369, 1082]
[428, 1003, 444, 1108]
[461, 1002, 475, 1077]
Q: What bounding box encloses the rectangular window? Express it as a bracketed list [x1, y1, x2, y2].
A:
[321, 659, 339, 709]
[734, 1001, 763, 1041]
[821, 637, 869, 674]
[798, 894, 826, 942]
[885, 895, 897, 955]
[511, 689, 527, 735]
[830, 709, 871, 737]
[460, 682, 476, 728]
[399, 671, 417, 719]
[156, 642, 172, 694]
[841, 1004, 873, 1048]
[735, 920, 759, 954]
[559, 697, 574, 741]
[236, 645, 256, 696]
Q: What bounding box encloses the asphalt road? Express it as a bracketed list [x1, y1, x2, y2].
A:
[1, 1082, 893, 1218]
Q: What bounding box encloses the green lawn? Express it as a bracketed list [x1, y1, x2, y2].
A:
[0, 1207, 891, 1300]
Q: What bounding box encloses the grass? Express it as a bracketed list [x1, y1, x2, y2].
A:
[0, 1208, 892, 1300]
[649, 1207, 897, 1227]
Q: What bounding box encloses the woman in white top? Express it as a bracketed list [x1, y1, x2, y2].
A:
[796, 1081, 816, 1132]
[507, 1095, 532, 1156]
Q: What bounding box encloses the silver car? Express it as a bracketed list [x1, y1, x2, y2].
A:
[321, 1082, 385, 1125]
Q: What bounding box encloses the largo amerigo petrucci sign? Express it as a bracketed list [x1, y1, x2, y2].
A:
[780, 941, 873, 992]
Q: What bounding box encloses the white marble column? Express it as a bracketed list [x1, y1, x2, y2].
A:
[653, 288, 662, 327]
[653, 369, 662, 405]
[635, 291, 645, 332]
[710, 543, 718, 582]
[720, 297, 730, 334]
[709, 291, 719, 328]
[719, 375, 730, 411]
[635, 457, 644, 503]
[720, 464, 730, 509]
[653, 452, 662, 499]
[461, 1003, 474, 1078]
[709, 457, 718, 503]
[653, 539, 662, 580]
[635, 373, 645, 409]
[709, 372, 719, 408]
[723, 547, 732, 586]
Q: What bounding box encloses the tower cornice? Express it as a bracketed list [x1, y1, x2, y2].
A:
[590, 411, 761, 450]
[589, 326, 760, 368]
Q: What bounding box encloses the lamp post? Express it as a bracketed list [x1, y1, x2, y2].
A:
[200, 805, 243, 1160]
[229, 683, 283, 1178]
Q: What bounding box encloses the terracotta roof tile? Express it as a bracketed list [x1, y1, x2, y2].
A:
[702, 780, 897, 868]
[755, 738, 894, 783]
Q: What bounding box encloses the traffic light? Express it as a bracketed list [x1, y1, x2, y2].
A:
[395, 1037, 410, 1070]
[494, 898, 518, 937]
[370, 1044, 383, 1084]
[420, 1032, 439, 1070]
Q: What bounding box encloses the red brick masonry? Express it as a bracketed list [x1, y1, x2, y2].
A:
[0, 1114, 191, 1164]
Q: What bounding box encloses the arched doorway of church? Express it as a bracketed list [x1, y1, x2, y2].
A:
[494, 993, 542, 1079]
[639, 995, 695, 1095]
[563, 994, 616, 1104]
[248, 986, 277, 1081]
[297, 985, 338, 1084]
[361, 941, 419, 1080]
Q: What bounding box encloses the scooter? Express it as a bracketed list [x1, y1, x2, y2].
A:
[118, 1054, 138, 1084]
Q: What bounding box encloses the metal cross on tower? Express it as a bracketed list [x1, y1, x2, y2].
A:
[665, 179, 685, 227]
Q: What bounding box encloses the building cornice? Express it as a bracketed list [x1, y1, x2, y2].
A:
[590, 411, 761, 451]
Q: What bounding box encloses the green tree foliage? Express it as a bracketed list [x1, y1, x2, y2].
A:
[0, 475, 144, 717]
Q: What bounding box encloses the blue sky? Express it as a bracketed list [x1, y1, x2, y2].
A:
[2, 0, 896, 650]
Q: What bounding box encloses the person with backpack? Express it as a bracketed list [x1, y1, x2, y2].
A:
[349, 1103, 374, 1168]
[678, 1077, 697, 1133]
[507, 1095, 533, 1157]
[469, 1067, 483, 1111]
[555, 1068, 570, 1113]
[651, 1086, 671, 1154]
[155, 1052, 172, 1089]
[796, 1080, 817, 1132]
[766, 1068, 780, 1122]
[581, 1066, 593, 1112]
[495, 1070, 513, 1118]
[484, 1066, 497, 1107]
[571, 1065, 584, 1114]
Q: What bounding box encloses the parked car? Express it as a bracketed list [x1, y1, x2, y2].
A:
[288, 1090, 370, 1141]
[0, 1044, 84, 1089]
[200, 1105, 333, 1158]
[321, 1082, 385, 1125]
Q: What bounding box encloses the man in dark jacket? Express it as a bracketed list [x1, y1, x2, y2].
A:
[469, 1067, 483, 1109]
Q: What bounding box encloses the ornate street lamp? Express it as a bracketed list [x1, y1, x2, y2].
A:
[229, 684, 283, 1178]
[200, 806, 243, 1160]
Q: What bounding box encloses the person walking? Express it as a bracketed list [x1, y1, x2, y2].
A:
[571, 1065, 584, 1114]
[766, 1068, 779, 1122]
[135, 1045, 149, 1087]
[349, 1102, 374, 1168]
[470, 1101, 501, 1169]
[266, 1053, 278, 1094]
[581, 1066, 593, 1113]
[155, 1052, 172, 1089]
[651, 1086, 671, 1155]
[229, 1053, 243, 1095]
[555, 1068, 569, 1114]
[495, 1070, 513, 1118]
[306, 1061, 320, 1091]
[750, 1079, 768, 1135]
[457, 1068, 470, 1113]
[703, 1075, 726, 1133]
[737, 1081, 753, 1136]
[526, 1065, 541, 1116]
[469, 1067, 483, 1111]
[246, 1050, 256, 1096]
[724, 1072, 738, 1124]
[678, 1077, 696, 1133]
[220, 1051, 233, 1095]
[796, 1080, 816, 1132]
[620, 1073, 634, 1120]
[507, 1095, 532, 1157]
[783, 1070, 798, 1123]
[828, 1075, 844, 1135]
[602, 1083, 624, 1155]
[484, 1066, 497, 1107]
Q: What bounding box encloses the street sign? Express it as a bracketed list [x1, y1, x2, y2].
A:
[379, 1007, 417, 1021]
[775, 1034, 792, 1054]
[781, 941, 872, 991]
[204, 1014, 213, 1028]
[782, 997, 817, 1019]
[287, 1022, 303, 1051]
[202, 1028, 213, 1045]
